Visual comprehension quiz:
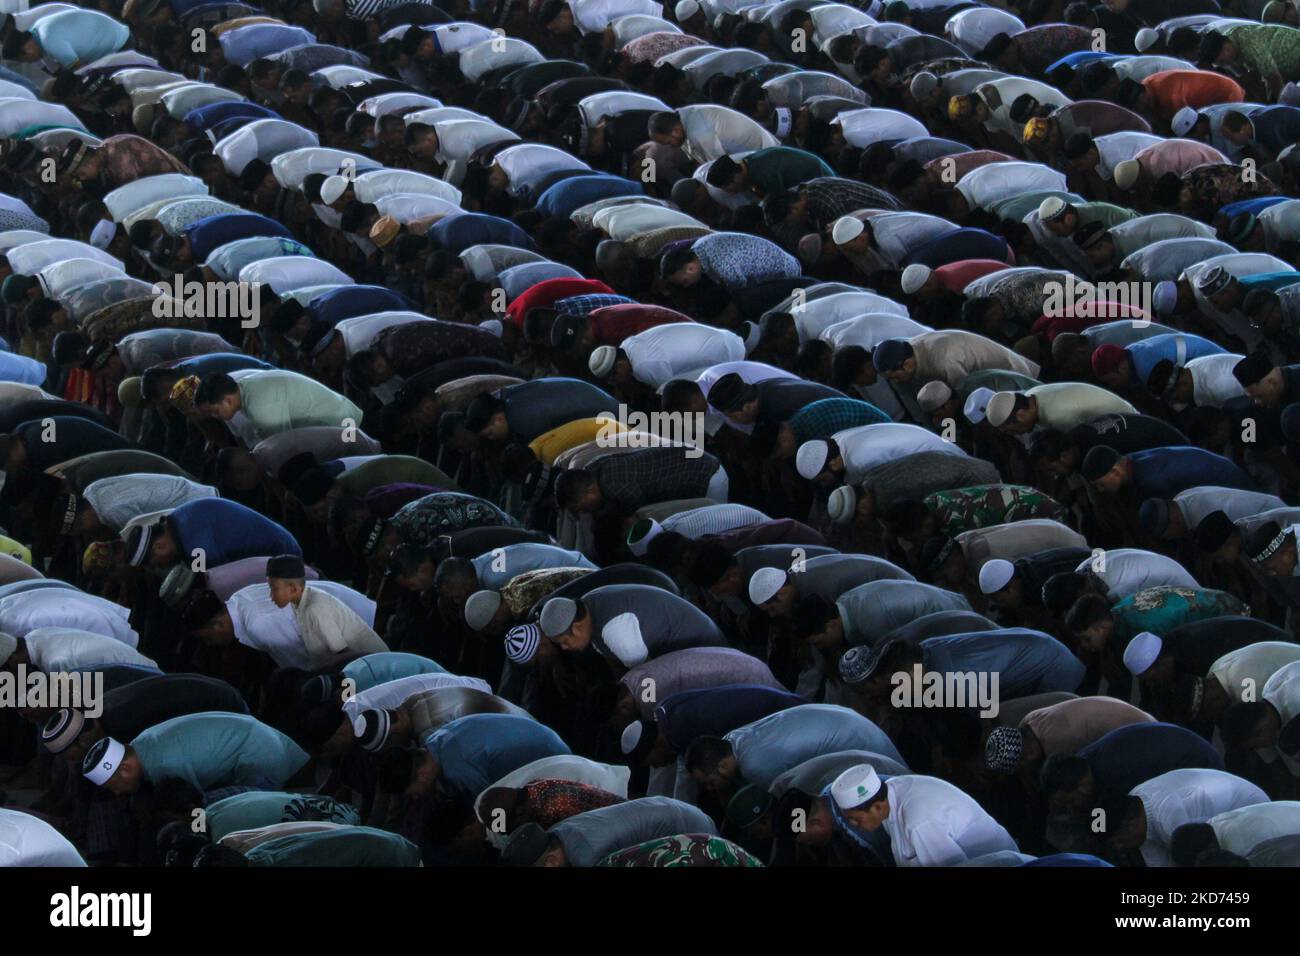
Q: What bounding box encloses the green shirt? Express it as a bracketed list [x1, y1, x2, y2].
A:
[743, 146, 835, 197]
[132, 713, 308, 793]
[244, 826, 422, 866]
[205, 791, 361, 842]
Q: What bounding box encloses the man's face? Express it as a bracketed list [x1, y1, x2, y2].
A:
[843, 799, 889, 832]
[481, 412, 510, 442]
[148, 532, 179, 569]
[668, 260, 703, 287]
[1045, 211, 1077, 237]
[401, 561, 438, 593]
[725, 399, 759, 426]
[806, 616, 844, 653]
[884, 357, 916, 384]
[1095, 360, 1131, 391]
[552, 616, 592, 653]
[268, 578, 305, 608]
[709, 564, 743, 598]
[1077, 618, 1113, 653]
[194, 612, 235, 647]
[104, 752, 144, 795]
[1260, 539, 1299, 577]
[1046, 769, 1093, 817]
[410, 132, 439, 161]
[205, 394, 240, 421]
[761, 583, 798, 618]
[1247, 368, 1285, 407]
[1090, 463, 1127, 494]
[487, 166, 509, 192]
[1084, 239, 1115, 271]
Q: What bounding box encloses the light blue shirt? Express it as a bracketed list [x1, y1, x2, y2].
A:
[31, 10, 130, 68]
[471, 543, 597, 590]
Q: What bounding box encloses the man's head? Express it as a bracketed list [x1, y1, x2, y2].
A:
[1064, 593, 1115, 653]
[82, 737, 144, 795]
[267, 553, 308, 607]
[538, 596, 591, 653]
[829, 763, 890, 831]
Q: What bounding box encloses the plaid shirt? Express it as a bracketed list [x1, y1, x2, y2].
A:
[803, 177, 903, 228]
[553, 293, 635, 317]
[591, 447, 720, 515]
[663, 503, 767, 538]
[789, 398, 891, 444]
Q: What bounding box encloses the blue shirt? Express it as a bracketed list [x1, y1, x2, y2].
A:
[1218, 196, 1290, 220]
[1124, 332, 1226, 384]
[426, 213, 535, 255]
[922, 628, 1086, 698]
[1079, 722, 1223, 804]
[31, 10, 130, 68]
[217, 23, 316, 66]
[425, 713, 570, 801]
[0, 351, 48, 387]
[534, 174, 644, 221]
[1128, 446, 1257, 499]
[168, 352, 274, 378]
[305, 285, 416, 326]
[184, 101, 282, 134]
[342, 652, 445, 692]
[903, 227, 1009, 269]
[1238, 271, 1300, 294]
[470, 542, 596, 589]
[169, 498, 301, 566]
[1043, 50, 1117, 73]
[657, 684, 804, 753]
[185, 213, 294, 261]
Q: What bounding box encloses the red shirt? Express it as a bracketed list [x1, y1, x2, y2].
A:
[588, 304, 693, 346]
[505, 277, 614, 325]
[934, 259, 1010, 294]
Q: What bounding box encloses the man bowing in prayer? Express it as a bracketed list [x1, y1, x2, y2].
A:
[829, 763, 1018, 866]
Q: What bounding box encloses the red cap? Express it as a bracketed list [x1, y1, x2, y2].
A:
[1091, 343, 1127, 377]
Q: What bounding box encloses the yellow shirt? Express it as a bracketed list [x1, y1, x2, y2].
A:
[528, 417, 628, 466]
[0, 536, 33, 565]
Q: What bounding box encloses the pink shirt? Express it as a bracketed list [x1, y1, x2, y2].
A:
[1135, 138, 1230, 179]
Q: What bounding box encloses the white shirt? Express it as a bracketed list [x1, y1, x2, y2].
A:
[1173, 487, 1284, 527]
[214, 119, 318, 175]
[239, 257, 353, 294]
[957, 161, 1067, 211]
[1120, 237, 1237, 282]
[343, 672, 492, 720]
[494, 143, 589, 197]
[881, 774, 1018, 866]
[227, 581, 377, 670]
[592, 202, 704, 240]
[0, 99, 84, 138]
[1208, 802, 1300, 856]
[571, 0, 663, 33]
[1077, 549, 1198, 600]
[1263, 661, 1300, 773]
[622, 323, 746, 388]
[431, 118, 519, 186]
[1132, 768, 1269, 866]
[833, 107, 927, 148]
[866, 212, 958, 268]
[0, 808, 85, 866]
[820, 313, 932, 352]
[1210, 642, 1300, 702]
[476, 754, 631, 845]
[270, 147, 378, 191]
[84, 475, 217, 531]
[834, 423, 965, 481]
[578, 90, 670, 125]
[37, 258, 123, 299]
[1185, 353, 1246, 408]
[795, 289, 909, 342]
[375, 192, 461, 224]
[7, 239, 122, 276]
[457, 37, 543, 82]
[1093, 132, 1164, 179]
[682, 48, 770, 91]
[24, 626, 157, 672]
[292, 584, 388, 668]
[337, 312, 428, 356]
[677, 103, 778, 163]
[353, 168, 461, 206]
[0, 592, 137, 648]
[428, 22, 496, 54]
[946, 7, 1024, 53]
